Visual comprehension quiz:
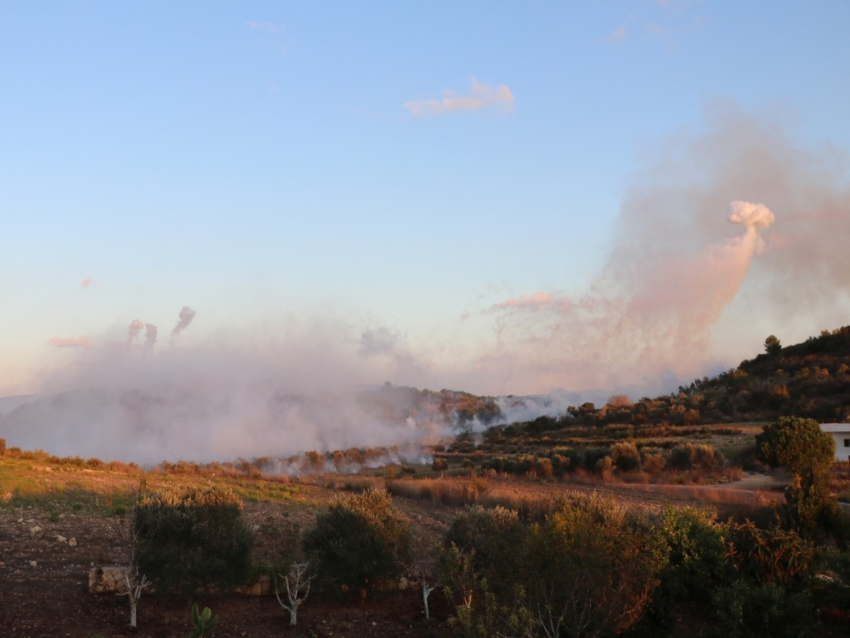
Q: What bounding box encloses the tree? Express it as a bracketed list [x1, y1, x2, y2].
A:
[135, 485, 254, 598]
[764, 335, 782, 355]
[303, 488, 411, 598]
[112, 483, 156, 628]
[756, 416, 836, 530]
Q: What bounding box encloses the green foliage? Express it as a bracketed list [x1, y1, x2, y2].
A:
[440, 494, 665, 638]
[438, 506, 528, 595]
[303, 488, 411, 598]
[611, 441, 641, 472]
[722, 519, 813, 586]
[656, 506, 725, 600]
[709, 580, 814, 638]
[135, 485, 254, 598]
[188, 604, 218, 638]
[756, 417, 836, 530]
[764, 335, 782, 356]
[756, 417, 834, 477]
[526, 494, 666, 637]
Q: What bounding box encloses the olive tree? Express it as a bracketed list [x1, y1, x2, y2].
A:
[135, 485, 254, 598]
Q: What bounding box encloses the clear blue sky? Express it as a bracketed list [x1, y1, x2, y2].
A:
[2, 1, 849, 396]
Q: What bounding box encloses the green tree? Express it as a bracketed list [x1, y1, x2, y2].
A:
[764, 335, 782, 355]
[756, 416, 835, 531]
[135, 485, 254, 598]
[303, 488, 411, 598]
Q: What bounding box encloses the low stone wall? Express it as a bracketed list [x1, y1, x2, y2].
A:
[88, 567, 272, 596]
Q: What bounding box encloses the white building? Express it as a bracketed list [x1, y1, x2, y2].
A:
[820, 424, 850, 462]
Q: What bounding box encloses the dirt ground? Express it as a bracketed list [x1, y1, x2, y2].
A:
[0, 476, 785, 638]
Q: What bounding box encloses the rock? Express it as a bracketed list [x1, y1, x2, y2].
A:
[68, 538, 77, 547]
[30, 526, 41, 534]
[56, 535, 67, 543]
[398, 576, 410, 590]
[236, 573, 272, 596]
[89, 566, 129, 594]
[29, 560, 37, 567]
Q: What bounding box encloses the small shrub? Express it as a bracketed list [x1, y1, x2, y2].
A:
[611, 442, 642, 472]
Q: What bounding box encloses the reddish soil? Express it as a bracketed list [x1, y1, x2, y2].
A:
[0, 497, 456, 638]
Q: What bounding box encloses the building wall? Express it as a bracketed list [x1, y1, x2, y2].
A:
[829, 432, 850, 462]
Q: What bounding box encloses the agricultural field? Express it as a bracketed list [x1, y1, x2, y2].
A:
[0, 421, 835, 638]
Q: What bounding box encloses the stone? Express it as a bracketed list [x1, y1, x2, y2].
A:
[89, 566, 129, 594]
[56, 535, 67, 543]
[68, 538, 77, 547]
[30, 526, 41, 534]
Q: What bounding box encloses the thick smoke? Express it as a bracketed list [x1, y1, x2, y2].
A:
[126, 320, 144, 344]
[485, 102, 850, 394]
[172, 306, 196, 337]
[144, 324, 158, 350]
[1, 315, 442, 464]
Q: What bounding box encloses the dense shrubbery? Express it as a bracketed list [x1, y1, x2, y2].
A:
[303, 487, 411, 599]
[135, 485, 254, 598]
[438, 493, 666, 638]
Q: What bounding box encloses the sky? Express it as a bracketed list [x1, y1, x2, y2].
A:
[2, 1, 850, 401]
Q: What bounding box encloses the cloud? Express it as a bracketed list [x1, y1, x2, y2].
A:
[247, 21, 281, 34]
[80, 277, 94, 289]
[606, 25, 627, 42]
[48, 336, 91, 349]
[481, 101, 850, 394]
[403, 76, 514, 117]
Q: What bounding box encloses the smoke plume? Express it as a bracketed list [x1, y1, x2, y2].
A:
[484, 102, 850, 394]
[172, 306, 196, 337]
[144, 324, 158, 350]
[126, 320, 144, 344]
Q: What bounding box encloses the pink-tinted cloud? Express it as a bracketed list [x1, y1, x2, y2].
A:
[606, 25, 627, 42]
[80, 277, 94, 289]
[404, 77, 514, 117]
[48, 336, 91, 349]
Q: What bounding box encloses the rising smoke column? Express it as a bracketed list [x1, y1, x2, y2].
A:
[479, 102, 850, 395]
[144, 324, 158, 350]
[126, 320, 145, 344]
[487, 200, 776, 393]
[172, 306, 196, 337]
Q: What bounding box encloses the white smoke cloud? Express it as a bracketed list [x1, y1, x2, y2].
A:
[1, 317, 445, 464]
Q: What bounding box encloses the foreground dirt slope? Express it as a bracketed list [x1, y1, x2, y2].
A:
[0, 497, 455, 638]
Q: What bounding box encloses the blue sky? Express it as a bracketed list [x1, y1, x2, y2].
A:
[2, 1, 849, 397]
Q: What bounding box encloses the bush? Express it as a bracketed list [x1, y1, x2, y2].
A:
[611, 442, 642, 472]
[135, 485, 254, 598]
[526, 493, 666, 638]
[439, 506, 528, 593]
[303, 488, 411, 598]
[757, 417, 836, 532]
[710, 580, 814, 638]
